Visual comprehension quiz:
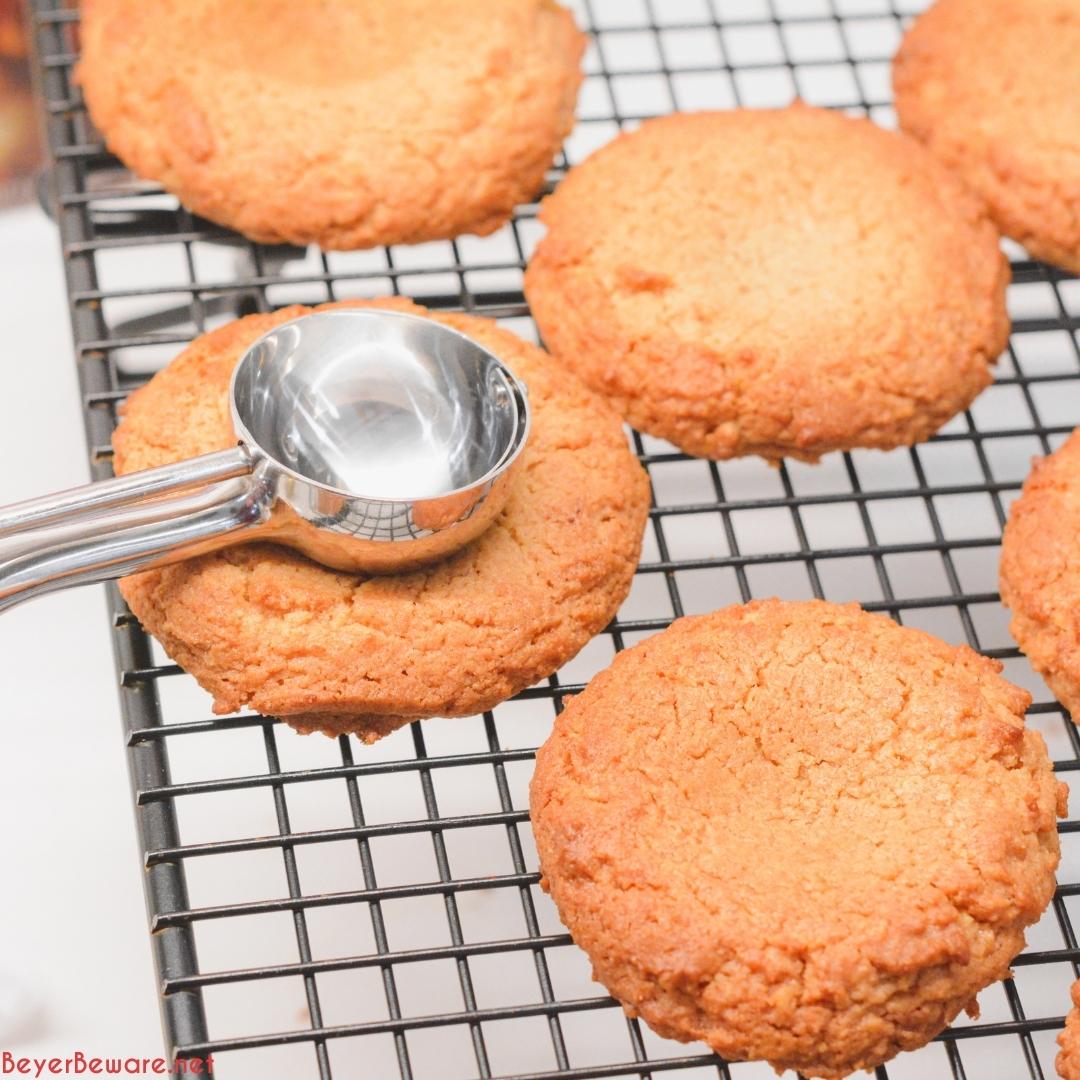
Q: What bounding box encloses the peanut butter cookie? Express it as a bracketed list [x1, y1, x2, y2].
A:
[531, 599, 1064, 1078]
[523, 106, 1009, 462]
[1001, 429, 1080, 719]
[1059, 979, 1080, 1079]
[78, 0, 584, 249]
[113, 299, 650, 740]
[895, 0, 1080, 275]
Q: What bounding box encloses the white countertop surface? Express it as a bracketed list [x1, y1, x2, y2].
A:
[0, 204, 162, 1056]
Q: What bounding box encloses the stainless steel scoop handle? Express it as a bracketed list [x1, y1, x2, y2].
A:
[0, 447, 272, 613]
[0, 446, 253, 540]
[0, 309, 533, 614]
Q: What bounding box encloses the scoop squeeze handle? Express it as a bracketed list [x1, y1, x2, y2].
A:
[0, 309, 531, 614]
[0, 447, 271, 612]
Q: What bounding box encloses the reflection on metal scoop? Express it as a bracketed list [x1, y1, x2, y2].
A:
[0, 309, 530, 612]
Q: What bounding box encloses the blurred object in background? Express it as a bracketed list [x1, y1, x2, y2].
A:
[0, 0, 42, 207]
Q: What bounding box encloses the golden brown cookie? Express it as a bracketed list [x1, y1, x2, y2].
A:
[894, 0, 1080, 276]
[77, 0, 584, 249]
[531, 599, 1064, 1079]
[113, 299, 650, 740]
[1060, 979, 1080, 1080]
[1001, 429, 1080, 719]
[523, 106, 1009, 463]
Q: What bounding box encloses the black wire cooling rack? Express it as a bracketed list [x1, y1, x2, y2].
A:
[25, 1, 1080, 1077]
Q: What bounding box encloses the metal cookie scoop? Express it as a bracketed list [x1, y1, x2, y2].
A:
[0, 309, 530, 612]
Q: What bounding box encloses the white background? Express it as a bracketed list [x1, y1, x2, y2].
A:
[0, 205, 162, 1053]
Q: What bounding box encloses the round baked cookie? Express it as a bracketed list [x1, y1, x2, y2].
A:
[1001, 429, 1080, 719]
[523, 105, 1010, 463]
[1060, 980, 1080, 1080]
[894, 0, 1080, 275]
[77, 0, 584, 250]
[113, 298, 650, 741]
[531, 599, 1064, 1079]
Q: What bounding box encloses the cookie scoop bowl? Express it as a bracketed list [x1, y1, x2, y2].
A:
[227, 309, 530, 571]
[0, 309, 530, 610]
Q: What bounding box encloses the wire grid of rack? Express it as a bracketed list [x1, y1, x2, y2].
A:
[25, 0, 1080, 1077]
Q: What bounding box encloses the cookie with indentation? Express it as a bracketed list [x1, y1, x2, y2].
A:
[1001, 429, 1080, 719]
[894, 0, 1080, 275]
[523, 105, 1009, 463]
[77, 0, 584, 249]
[113, 298, 649, 740]
[530, 599, 1064, 1079]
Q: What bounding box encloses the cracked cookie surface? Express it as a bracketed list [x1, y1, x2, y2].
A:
[894, 0, 1080, 275]
[530, 599, 1063, 1079]
[112, 298, 649, 741]
[78, 0, 584, 249]
[1001, 429, 1080, 720]
[1060, 979, 1080, 1079]
[523, 105, 1009, 463]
